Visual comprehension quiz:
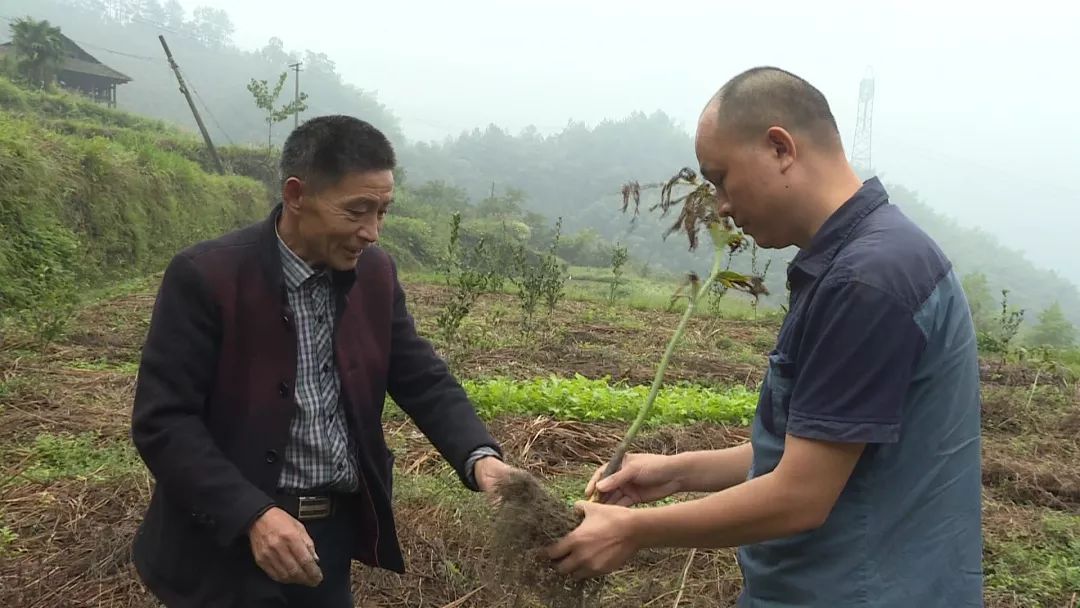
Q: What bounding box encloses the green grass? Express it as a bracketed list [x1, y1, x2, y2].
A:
[1049, 347, 1080, 380]
[388, 375, 758, 426]
[400, 266, 782, 320]
[67, 358, 140, 374]
[0, 77, 268, 335]
[0, 525, 16, 556]
[5, 432, 142, 485]
[985, 512, 1080, 606]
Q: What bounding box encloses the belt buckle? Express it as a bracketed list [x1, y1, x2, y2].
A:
[297, 496, 332, 521]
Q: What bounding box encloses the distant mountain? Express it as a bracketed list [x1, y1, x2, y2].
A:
[399, 117, 1080, 326]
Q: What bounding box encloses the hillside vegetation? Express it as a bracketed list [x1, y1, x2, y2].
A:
[0, 78, 267, 338]
[2, 0, 1075, 328]
[1, 0, 404, 149]
[405, 119, 1080, 328]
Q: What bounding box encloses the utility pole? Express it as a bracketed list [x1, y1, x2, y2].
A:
[289, 61, 303, 129]
[158, 35, 225, 174]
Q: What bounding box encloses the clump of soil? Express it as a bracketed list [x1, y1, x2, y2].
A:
[487, 469, 605, 607]
[982, 453, 1080, 509]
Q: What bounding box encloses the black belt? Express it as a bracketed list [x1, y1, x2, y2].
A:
[274, 492, 347, 521]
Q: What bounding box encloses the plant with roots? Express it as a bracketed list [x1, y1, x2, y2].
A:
[487, 169, 771, 605]
[596, 167, 769, 492]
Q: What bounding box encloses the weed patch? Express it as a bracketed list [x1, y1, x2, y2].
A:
[985, 509, 1080, 607]
[10, 432, 140, 485]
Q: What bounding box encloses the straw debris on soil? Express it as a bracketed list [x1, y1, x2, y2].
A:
[391, 416, 749, 479]
[2, 278, 1079, 607]
[982, 452, 1080, 510]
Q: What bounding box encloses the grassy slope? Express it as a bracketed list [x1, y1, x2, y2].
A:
[0, 78, 269, 329]
[0, 276, 1076, 607]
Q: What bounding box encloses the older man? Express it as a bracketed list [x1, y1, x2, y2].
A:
[131, 115, 513, 607]
[547, 67, 983, 607]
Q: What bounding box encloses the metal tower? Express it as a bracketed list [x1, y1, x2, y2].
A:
[850, 68, 875, 172]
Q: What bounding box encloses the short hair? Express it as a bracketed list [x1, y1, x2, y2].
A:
[710, 66, 841, 146]
[280, 115, 396, 190]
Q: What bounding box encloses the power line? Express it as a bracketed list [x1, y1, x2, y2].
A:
[128, 15, 214, 47]
[178, 65, 235, 146]
[72, 40, 157, 62]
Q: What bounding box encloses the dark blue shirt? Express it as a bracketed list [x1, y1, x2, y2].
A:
[737, 177, 983, 607]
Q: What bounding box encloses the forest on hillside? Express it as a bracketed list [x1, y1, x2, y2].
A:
[0, 0, 404, 147]
[1, 0, 1078, 330]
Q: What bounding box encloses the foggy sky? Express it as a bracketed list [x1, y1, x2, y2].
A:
[178, 0, 1079, 289]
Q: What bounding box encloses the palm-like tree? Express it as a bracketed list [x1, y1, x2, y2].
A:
[9, 17, 64, 90]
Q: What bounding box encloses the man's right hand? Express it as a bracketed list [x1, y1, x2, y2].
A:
[585, 453, 684, 507]
[248, 507, 323, 587]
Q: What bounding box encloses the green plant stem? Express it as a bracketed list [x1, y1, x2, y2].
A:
[598, 234, 726, 484]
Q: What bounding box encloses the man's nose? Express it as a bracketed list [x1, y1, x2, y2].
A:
[357, 219, 379, 243]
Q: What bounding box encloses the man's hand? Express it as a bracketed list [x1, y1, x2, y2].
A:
[586, 453, 682, 506]
[248, 507, 323, 587]
[546, 501, 639, 580]
[473, 455, 515, 494]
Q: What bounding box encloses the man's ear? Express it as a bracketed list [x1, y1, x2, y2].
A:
[282, 177, 304, 211]
[766, 126, 797, 173]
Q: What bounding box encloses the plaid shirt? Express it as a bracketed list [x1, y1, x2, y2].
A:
[275, 230, 498, 492]
[276, 232, 360, 492]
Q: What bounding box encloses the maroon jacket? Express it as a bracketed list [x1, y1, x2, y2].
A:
[130, 204, 500, 607]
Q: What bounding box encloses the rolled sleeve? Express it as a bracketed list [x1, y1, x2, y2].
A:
[788, 279, 926, 444]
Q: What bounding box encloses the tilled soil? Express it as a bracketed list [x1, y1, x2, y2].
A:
[1, 279, 1077, 607]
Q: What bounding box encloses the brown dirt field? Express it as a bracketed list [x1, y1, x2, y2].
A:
[982, 447, 1080, 512]
[980, 360, 1075, 389]
[404, 282, 775, 389]
[1, 278, 1078, 607]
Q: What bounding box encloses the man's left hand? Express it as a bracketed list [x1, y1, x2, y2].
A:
[473, 456, 514, 495]
[545, 500, 639, 580]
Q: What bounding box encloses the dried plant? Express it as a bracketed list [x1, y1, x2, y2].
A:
[620, 180, 641, 217]
[592, 168, 772, 487]
[618, 167, 768, 299]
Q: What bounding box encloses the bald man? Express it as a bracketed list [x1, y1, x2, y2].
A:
[546, 66, 983, 607]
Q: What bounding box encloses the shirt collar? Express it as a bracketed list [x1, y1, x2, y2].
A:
[274, 220, 325, 291]
[789, 176, 889, 283]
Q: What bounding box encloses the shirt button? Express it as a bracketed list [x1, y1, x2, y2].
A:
[337, 463, 345, 472]
[265, 450, 279, 464]
[278, 381, 290, 397]
[322, 363, 330, 373]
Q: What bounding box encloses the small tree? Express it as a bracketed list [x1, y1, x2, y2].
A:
[607, 242, 629, 304]
[1027, 302, 1077, 350]
[436, 213, 497, 345]
[247, 71, 308, 154]
[978, 289, 1025, 360]
[540, 218, 568, 314]
[9, 17, 64, 90]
